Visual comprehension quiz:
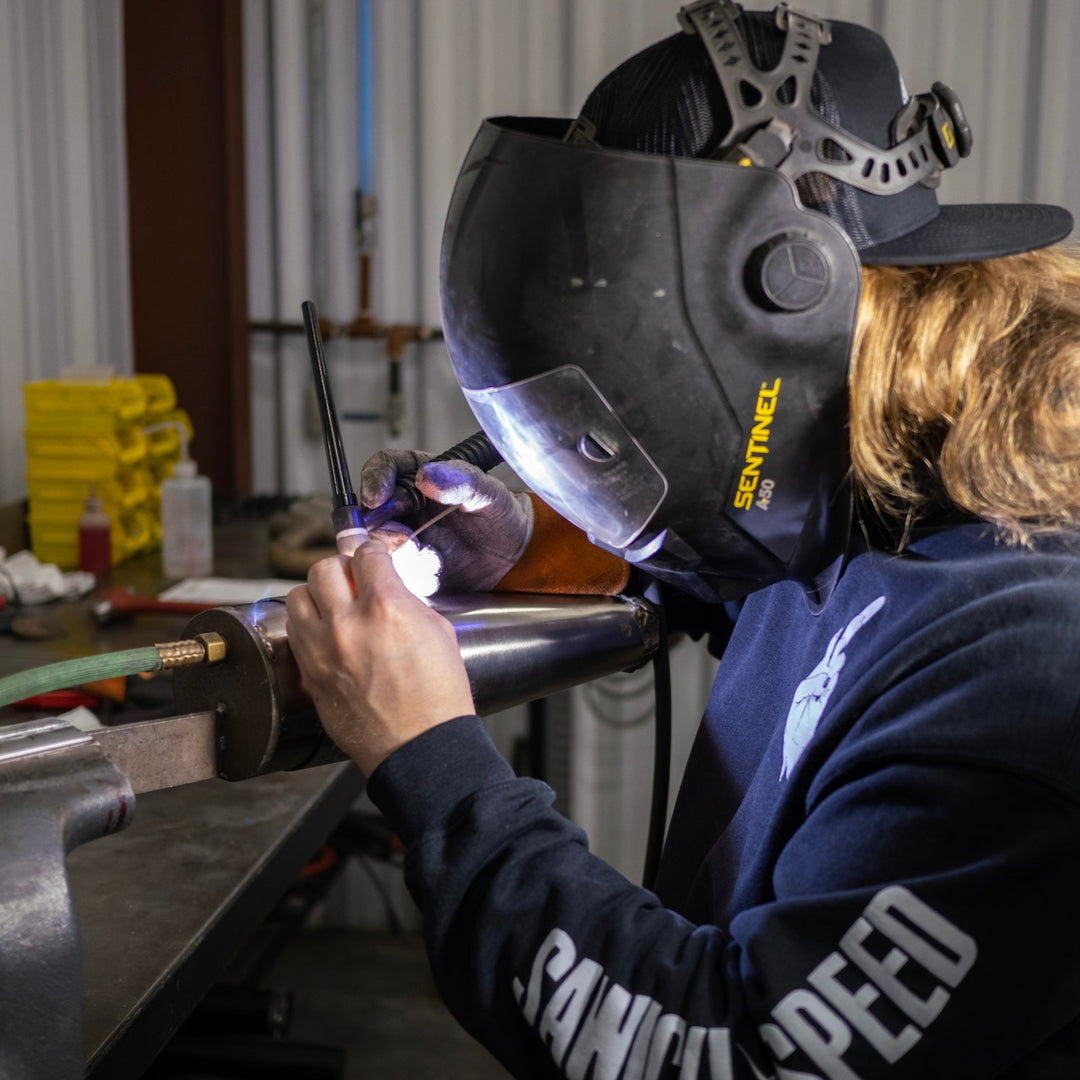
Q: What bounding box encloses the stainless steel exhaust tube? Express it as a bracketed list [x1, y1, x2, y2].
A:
[173, 594, 660, 780]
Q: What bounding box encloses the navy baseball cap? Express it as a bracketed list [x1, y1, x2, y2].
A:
[578, 6, 1073, 265]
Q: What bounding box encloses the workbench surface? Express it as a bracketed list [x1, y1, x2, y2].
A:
[0, 518, 363, 1078]
[75, 762, 363, 1078]
[0, 516, 290, 675]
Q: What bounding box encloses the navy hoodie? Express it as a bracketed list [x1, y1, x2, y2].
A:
[368, 524, 1080, 1079]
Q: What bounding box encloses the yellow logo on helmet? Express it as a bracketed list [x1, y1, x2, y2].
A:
[734, 379, 781, 511]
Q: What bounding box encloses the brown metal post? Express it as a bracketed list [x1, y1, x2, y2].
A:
[123, 1, 251, 496]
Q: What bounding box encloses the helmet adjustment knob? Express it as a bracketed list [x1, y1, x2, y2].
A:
[746, 234, 831, 312]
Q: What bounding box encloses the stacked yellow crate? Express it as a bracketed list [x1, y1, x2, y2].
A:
[140, 375, 194, 557]
[23, 374, 189, 569]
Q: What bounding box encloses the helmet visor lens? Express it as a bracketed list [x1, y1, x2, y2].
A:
[465, 365, 667, 549]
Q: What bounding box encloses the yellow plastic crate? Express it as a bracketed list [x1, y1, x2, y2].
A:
[28, 488, 149, 526]
[136, 373, 178, 421]
[146, 425, 180, 462]
[28, 507, 155, 570]
[23, 375, 184, 568]
[24, 379, 149, 432]
[27, 470, 151, 516]
[25, 427, 148, 466]
[145, 407, 193, 465]
[27, 455, 150, 484]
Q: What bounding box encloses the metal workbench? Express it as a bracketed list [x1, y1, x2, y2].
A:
[0, 520, 364, 1078]
[75, 763, 362, 1078]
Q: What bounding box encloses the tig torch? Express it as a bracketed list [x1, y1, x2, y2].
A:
[301, 299, 503, 555]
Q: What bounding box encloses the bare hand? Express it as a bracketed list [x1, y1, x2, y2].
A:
[284, 539, 476, 776]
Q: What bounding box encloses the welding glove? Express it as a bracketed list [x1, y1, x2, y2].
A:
[360, 448, 533, 593]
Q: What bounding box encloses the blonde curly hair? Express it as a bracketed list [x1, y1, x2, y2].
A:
[849, 245, 1080, 546]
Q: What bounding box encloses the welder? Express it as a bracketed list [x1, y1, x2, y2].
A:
[286, 3, 1080, 1076]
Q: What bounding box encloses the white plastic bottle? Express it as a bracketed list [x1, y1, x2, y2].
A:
[158, 427, 213, 579]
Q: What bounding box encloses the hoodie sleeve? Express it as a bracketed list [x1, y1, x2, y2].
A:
[366, 709, 1080, 1079]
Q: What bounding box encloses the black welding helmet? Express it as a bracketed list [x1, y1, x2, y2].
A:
[439, 2, 1073, 602]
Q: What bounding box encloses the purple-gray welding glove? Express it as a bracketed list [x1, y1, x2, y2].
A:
[360, 448, 533, 593]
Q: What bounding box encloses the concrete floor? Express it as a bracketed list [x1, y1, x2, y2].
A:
[263, 927, 512, 1079]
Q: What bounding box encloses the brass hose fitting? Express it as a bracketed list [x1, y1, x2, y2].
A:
[154, 632, 227, 670]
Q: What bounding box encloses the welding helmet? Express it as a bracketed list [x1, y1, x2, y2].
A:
[439, 2, 1073, 601]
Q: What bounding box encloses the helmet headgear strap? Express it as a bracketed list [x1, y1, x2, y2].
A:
[677, 0, 972, 194]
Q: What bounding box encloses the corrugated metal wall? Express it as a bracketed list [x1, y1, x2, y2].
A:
[241, 0, 1080, 494]
[0, 0, 131, 508]
[2, 1, 1075, 510]
[4, 0, 1071, 507]
[410, 0, 1080, 328]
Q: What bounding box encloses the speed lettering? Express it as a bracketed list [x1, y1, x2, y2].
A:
[767, 886, 977, 1079]
[512, 886, 976, 1080]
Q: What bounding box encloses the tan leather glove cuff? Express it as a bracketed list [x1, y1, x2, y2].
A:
[494, 494, 631, 596]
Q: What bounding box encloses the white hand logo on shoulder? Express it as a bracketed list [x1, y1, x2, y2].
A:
[780, 596, 885, 781]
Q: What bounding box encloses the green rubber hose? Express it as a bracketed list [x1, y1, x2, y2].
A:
[0, 646, 163, 710]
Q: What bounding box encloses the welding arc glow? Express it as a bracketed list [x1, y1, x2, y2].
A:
[389, 539, 442, 600]
[247, 589, 290, 627]
[353, 504, 458, 599]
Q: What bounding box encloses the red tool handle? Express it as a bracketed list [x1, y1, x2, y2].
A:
[94, 587, 217, 620]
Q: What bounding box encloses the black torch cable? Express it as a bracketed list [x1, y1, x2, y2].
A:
[432, 429, 502, 472]
[642, 598, 672, 894]
[302, 299, 358, 511]
[361, 430, 504, 531]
